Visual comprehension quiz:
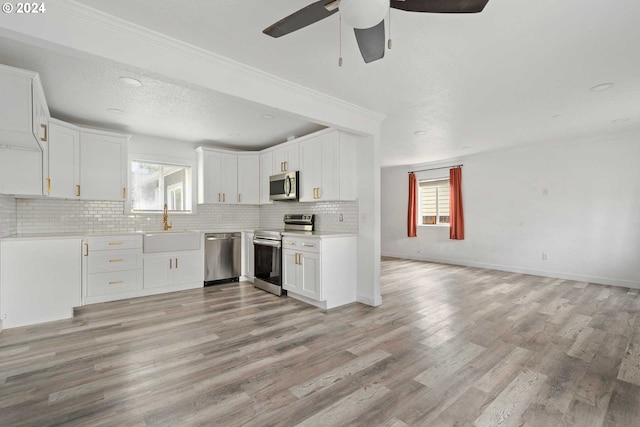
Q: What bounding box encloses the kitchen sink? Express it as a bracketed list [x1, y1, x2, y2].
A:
[143, 230, 201, 253]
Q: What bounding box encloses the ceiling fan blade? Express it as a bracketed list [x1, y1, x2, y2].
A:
[263, 1, 339, 38]
[390, 0, 490, 13]
[353, 20, 386, 64]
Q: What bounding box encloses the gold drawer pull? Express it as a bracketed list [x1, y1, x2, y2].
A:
[287, 242, 296, 245]
[108, 280, 124, 285]
[109, 259, 124, 263]
[41, 124, 48, 142]
[303, 243, 315, 248]
[108, 242, 124, 246]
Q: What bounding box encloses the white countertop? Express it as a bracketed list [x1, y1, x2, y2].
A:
[1, 229, 356, 241]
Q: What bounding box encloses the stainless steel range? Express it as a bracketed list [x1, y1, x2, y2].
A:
[253, 214, 314, 296]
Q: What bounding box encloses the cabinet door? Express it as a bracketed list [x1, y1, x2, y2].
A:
[0, 148, 42, 195]
[285, 143, 300, 172]
[173, 252, 202, 285]
[299, 137, 321, 202]
[47, 121, 80, 199]
[199, 150, 222, 204]
[259, 151, 273, 204]
[237, 154, 260, 204]
[80, 131, 127, 201]
[32, 84, 49, 150]
[0, 70, 31, 137]
[220, 153, 237, 204]
[282, 249, 300, 293]
[1, 239, 82, 328]
[299, 251, 321, 300]
[272, 147, 286, 173]
[143, 255, 173, 288]
[320, 131, 340, 201]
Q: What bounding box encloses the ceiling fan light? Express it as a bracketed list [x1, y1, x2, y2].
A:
[340, 0, 388, 29]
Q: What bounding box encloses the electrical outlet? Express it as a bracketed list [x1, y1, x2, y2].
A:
[338, 213, 344, 222]
[542, 252, 549, 261]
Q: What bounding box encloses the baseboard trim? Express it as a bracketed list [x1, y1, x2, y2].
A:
[381, 251, 640, 290]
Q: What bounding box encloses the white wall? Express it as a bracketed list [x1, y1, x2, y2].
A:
[382, 130, 640, 289]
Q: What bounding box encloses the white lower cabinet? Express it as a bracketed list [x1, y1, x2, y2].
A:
[1, 238, 82, 329]
[282, 234, 357, 309]
[83, 235, 143, 305]
[143, 250, 203, 289]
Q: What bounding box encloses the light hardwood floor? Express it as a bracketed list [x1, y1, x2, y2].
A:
[1, 257, 639, 426]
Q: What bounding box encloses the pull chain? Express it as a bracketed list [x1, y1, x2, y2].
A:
[388, 7, 393, 50]
[339, 13, 343, 67]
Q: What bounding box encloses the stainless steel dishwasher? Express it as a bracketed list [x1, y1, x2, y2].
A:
[204, 232, 241, 285]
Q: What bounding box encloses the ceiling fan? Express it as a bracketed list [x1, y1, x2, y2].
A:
[263, 0, 490, 64]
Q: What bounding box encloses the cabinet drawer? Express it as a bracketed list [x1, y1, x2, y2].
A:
[283, 237, 320, 253]
[87, 235, 142, 251]
[88, 251, 142, 274]
[87, 270, 143, 297]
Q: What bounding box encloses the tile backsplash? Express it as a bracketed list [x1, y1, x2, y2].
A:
[14, 199, 358, 235]
[16, 199, 259, 234]
[0, 195, 17, 237]
[260, 201, 358, 233]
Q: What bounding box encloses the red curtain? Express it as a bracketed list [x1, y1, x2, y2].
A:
[449, 167, 465, 240]
[408, 173, 417, 237]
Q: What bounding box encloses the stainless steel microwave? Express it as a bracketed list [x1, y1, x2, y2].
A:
[269, 171, 299, 201]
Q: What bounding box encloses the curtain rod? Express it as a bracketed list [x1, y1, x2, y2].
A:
[408, 164, 463, 174]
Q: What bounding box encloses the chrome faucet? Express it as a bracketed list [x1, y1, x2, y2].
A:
[163, 203, 172, 231]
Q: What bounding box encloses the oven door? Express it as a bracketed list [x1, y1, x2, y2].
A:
[253, 237, 285, 296]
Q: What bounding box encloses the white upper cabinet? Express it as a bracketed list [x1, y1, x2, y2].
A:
[259, 151, 273, 205]
[0, 64, 49, 151]
[196, 147, 240, 204]
[45, 120, 80, 199]
[237, 153, 260, 204]
[299, 129, 356, 202]
[272, 142, 299, 173]
[0, 65, 49, 196]
[79, 129, 129, 201]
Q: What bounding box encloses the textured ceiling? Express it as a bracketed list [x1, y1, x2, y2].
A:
[0, 37, 325, 149]
[75, 0, 640, 166]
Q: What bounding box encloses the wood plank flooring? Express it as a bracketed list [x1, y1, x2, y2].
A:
[1, 257, 639, 426]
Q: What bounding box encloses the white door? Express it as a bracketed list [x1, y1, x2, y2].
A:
[282, 250, 299, 293]
[300, 137, 321, 202]
[259, 151, 273, 204]
[47, 121, 80, 199]
[0, 148, 42, 195]
[173, 252, 202, 285]
[299, 251, 321, 300]
[143, 255, 173, 288]
[237, 154, 260, 204]
[80, 131, 127, 201]
[320, 131, 340, 201]
[220, 153, 237, 204]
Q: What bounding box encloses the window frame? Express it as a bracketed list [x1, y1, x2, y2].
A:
[125, 153, 197, 215]
[417, 175, 450, 228]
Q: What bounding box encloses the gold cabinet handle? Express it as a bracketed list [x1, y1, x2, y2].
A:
[223, 193, 226, 203]
[287, 242, 296, 246]
[238, 193, 241, 203]
[108, 280, 124, 285]
[76, 185, 81, 197]
[108, 242, 124, 246]
[284, 161, 288, 171]
[46, 178, 51, 194]
[170, 258, 173, 269]
[40, 124, 47, 142]
[303, 243, 315, 248]
[109, 259, 124, 263]
[84, 243, 89, 256]
[218, 193, 221, 202]
[175, 258, 179, 269]
[123, 187, 127, 200]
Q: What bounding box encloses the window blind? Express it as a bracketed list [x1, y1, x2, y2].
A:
[419, 179, 450, 224]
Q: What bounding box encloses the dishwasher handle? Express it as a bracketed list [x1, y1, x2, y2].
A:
[206, 236, 241, 241]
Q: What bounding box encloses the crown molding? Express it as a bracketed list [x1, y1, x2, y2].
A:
[0, 0, 384, 134]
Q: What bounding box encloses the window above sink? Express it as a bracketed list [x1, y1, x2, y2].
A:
[129, 160, 193, 213]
